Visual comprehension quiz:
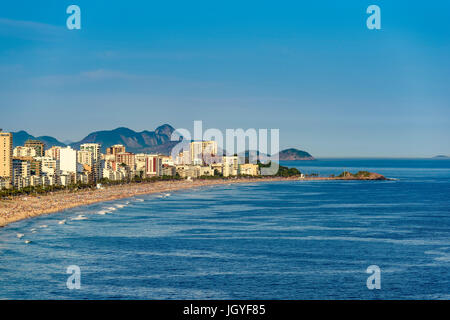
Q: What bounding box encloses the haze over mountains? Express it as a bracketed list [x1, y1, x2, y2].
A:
[11, 124, 314, 159]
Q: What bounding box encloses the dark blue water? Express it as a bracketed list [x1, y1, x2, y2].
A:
[0, 159, 449, 299]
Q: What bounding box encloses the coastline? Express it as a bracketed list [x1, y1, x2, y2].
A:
[0, 174, 386, 228]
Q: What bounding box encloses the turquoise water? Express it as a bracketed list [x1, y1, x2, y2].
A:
[0, 159, 449, 299]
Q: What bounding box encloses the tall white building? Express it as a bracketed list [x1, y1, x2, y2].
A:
[59, 147, 77, 173]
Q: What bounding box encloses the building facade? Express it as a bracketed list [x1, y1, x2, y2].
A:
[80, 143, 101, 181]
[13, 146, 37, 158]
[0, 130, 13, 183]
[106, 144, 126, 156]
[24, 140, 45, 157]
[59, 147, 77, 174]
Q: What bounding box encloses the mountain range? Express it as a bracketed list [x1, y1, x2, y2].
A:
[12, 124, 179, 155]
[11, 131, 67, 149]
[11, 125, 314, 159]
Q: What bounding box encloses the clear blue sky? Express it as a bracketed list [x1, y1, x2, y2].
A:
[0, 0, 449, 157]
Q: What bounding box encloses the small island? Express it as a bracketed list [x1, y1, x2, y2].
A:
[277, 148, 315, 160]
[433, 155, 449, 159]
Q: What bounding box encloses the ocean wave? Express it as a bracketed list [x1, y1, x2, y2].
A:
[71, 215, 88, 221]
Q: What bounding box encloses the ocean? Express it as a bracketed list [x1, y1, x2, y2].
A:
[0, 158, 449, 299]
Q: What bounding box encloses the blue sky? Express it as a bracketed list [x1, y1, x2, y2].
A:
[0, 0, 449, 157]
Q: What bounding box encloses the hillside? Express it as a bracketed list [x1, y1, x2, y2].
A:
[12, 131, 66, 149]
[11, 128, 315, 159]
[277, 148, 315, 160]
[11, 124, 180, 155]
[70, 124, 179, 154]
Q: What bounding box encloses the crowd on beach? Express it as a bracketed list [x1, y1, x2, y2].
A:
[0, 177, 295, 227]
[0, 171, 386, 227]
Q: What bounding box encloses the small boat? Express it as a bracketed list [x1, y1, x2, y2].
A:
[58, 220, 66, 225]
[16, 233, 24, 239]
[24, 240, 32, 244]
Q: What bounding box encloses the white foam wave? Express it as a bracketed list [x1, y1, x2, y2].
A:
[71, 214, 88, 221]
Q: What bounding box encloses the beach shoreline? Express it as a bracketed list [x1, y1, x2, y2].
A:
[0, 174, 386, 228]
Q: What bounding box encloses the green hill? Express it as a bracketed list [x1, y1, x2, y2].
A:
[278, 148, 315, 160]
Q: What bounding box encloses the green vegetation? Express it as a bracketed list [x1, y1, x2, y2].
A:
[0, 175, 184, 199]
[0, 183, 91, 198]
[258, 161, 301, 177]
[0, 162, 305, 199]
[337, 171, 371, 178]
[354, 171, 371, 177]
[306, 173, 319, 177]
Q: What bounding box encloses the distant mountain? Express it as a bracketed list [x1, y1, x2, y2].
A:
[238, 148, 314, 161]
[11, 131, 67, 149]
[277, 148, 315, 160]
[433, 155, 449, 159]
[70, 124, 180, 154]
[11, 128, 314, 159]
[11, 124, 180, 155]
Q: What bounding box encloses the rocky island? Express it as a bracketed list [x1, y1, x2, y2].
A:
[277, 148, 315, 160]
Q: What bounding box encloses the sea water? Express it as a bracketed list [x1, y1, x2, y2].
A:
[0, 159, 449, 299]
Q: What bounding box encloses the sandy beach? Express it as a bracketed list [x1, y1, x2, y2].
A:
[0, 173, 386, 228]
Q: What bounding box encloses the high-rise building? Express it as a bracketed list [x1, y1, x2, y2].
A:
[45, 146, 62, 160]
[12, 158, 31, 188]
[145, 154, 163, 177]
[13, 146, 37, 157]
[59, 147, 77, 173]
[190, 141, 218, 165]
[24, 140, 45, 157]
[80, 144, 101, 181]
[106, 144, 126, 156]
[223, 155, 239, 177]
[13, 158, 30, 178]
[77, 150, 94, 167]
[0, 130, 13, 180]
[35, 156, 59, 175]
[116, 152, 135, 169]
[13, 156, 42, 176]
[80, 143, 101, 161]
